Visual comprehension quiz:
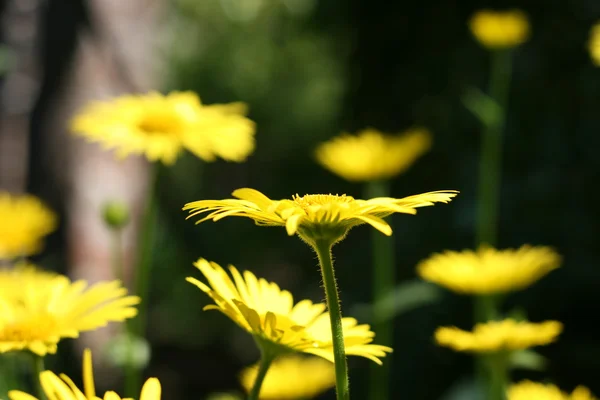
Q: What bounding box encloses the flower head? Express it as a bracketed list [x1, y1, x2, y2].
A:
[187, 259, 392, 364]
[239, 355, 335, 399]
[0, 192, 57, 260]
[417, 245, 561, 295]
[508, 380, 597, 400]
[0, 266, 140, 355]
[184, 188, 457, 245]
[70, 91, 255, 165]
[9, 349, 161, 400]
[469, 10, 530, 49]
[589, 23, 600, 66]
[435, 319, 562, 353]
[315, 128, 432, 182]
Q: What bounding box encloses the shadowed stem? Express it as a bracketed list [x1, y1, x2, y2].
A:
[126, 164, 160, 397]
[488, 353, 509, 400]
[474, 48, 514, 400]
[314, 239, 350, 400]
[32, 354, 45, 400]
[247, 348, 276, 400]
[365, 179, 394, 400]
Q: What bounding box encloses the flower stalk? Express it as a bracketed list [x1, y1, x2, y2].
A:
[487, 353, 509, 400]
[32, 354, 46, 400]
[313, 239, 350, 400]
[126, 164, 160, 397]
[247, 347, 277, 400]
[365, 180, 394, 400]
[474, 48, 514, 399]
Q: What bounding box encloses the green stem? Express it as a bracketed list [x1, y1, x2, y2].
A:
[111, 229, 125, 285]
[31, 355, 45, 400]
[247, 350, 276, 400]
[474, 49, 513, 398]
[313, 239, 350, 400]
[475, 49, 513, 248]
[365, 180, 394, 400]
[487, 353, 509, 400]
[125, 164, 160, 397]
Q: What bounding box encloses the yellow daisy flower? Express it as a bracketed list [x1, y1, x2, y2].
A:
[469, 10, 530, 49]
[239, 355, 335, 400]
[70, 91, 255, 165]
[508, 380, 597, 400]
[589, 23, 600, 66]
[315, 128, 432, 182]
[9, 349, 161, 400]
[0, 192, 57, 260]
[183, 188, 457, 245]
[186, 259, 392, 364]
[417, 245, 561, 295]
[435, 319, 562, 353]
[0, 266, 140, 356]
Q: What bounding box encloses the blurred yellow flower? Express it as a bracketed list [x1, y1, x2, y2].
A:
[315, 128, 432, 182]
[508, 380, 597, 400]
[0, 192, 57, 260]
[588, 23, 600, 66]
[70, 91, 255, 165]
[0, 266, 139, 356]
[435, 319, 562, 353]
[469, 10, 530, 49]
[187, 259, 392, 364]
[239, 355, 335, 400]
[417, 245, 561, 295]
[184, 188, 457, 245]
[9, 349, 161, 400]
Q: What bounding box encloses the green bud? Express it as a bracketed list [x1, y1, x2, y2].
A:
[102, 200, 130, 230]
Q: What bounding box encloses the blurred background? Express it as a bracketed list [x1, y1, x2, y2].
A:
[1, 0, 600, 399]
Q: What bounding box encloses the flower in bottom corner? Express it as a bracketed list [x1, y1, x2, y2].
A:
[508, 380, 597, 400]
[186, 258, 392, 364]
[8, 349, 161, 400]
[435, 319, 562, 353]
[0, 265, 140, 356]
[239, 355, 335, 400]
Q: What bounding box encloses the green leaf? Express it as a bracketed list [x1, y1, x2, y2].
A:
[509, 349, 548, 371]
[462, 86, 503, 127]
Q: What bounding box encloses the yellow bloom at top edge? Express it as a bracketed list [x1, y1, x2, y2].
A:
[469, 9, 530, 49]
[239, 355, 335, 400]
[588, 23, 600, 66]
[70, 91, 256, 165]
[508, 380, 597, 400]
[183, 188, 457, 245]
[187, 258, 393, 364]
[417, 245, 561, 295]
[315, 127, 432, 182]
[435, 319, 562, 353]
[0, 265, 140, 356]
[0, 192, 57, 260]
[8, 349, 162, 400]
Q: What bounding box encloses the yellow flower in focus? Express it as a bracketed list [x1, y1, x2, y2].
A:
[588, 23, 600, 66]
[239, 355, 335, 400]
[417, 245, 561, 295]
[469, 10, 530, 49]
[315, 128, 432, 182]
[184, 188, 457, 245]
[508, 380, 597, 400]
[0, 266, 139, 356]
[435, 319, 562, 353]
[9, 349, 161, 400]
[0, 193, 57, 260]
[187, 259, 393, 364]
[70, 91, 255, 165]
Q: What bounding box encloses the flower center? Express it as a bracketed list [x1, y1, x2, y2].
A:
[0, 314, 58, 341]
[292, 194, 354, 210]
[137, 111, 183, 137]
